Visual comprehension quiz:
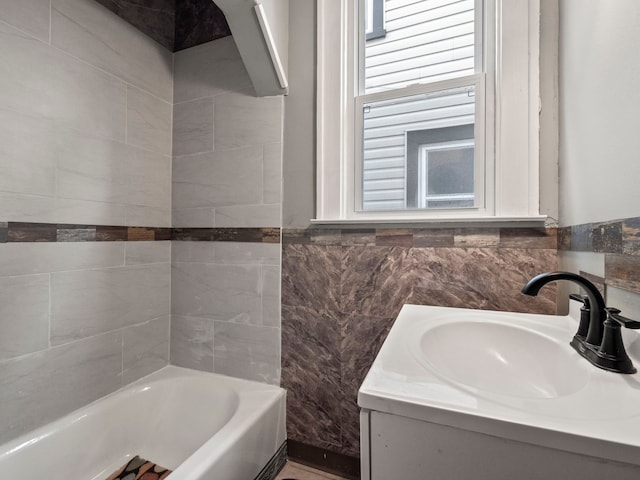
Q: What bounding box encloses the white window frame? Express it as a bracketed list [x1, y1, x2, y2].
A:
[315, 0, 544, 224]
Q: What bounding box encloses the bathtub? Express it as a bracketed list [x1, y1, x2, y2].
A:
[0, 366, 287, 480]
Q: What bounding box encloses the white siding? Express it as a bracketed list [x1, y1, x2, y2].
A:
[362, 0, 476, 211]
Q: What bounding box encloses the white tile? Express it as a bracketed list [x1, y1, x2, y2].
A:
[0, 21, 126, 141]
[51, 0, 173, 101]
[172, 207, 216, 228]
[122, 149, 171, 210]
[172, 262, 263, 325]
[0, 0, 49, 43]
[123, 316, 170, 385]
[127, 86, 172, 156]
[170, 315, 214, 372]
[214, 92, 283, 150]
[0, 242, 125, 277]
[172, 146, 263, 209]
[214, 242, 280, 266]
[51, 263, 170, 345]
[0, 108, 57, 197]
[263, 142, 283, 204]
[173, 98, 214, 156]
[125, 205, 171, 228]
[0, 274, 50, 361]
[262, 266, 281, 328]
[172, 241, 216, 264]
[215, 204, 281, 228]
[0, 330, 122, 445]
[0, 192, 55, 223]
[173, 36, 253, 103]
[54, 197, 127, 226]
[125, 241, 171, 265]
[213, 322, 280, 385]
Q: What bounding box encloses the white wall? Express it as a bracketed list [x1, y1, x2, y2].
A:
[559, 0, 640, 226]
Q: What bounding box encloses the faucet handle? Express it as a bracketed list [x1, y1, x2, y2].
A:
[570, 294, 591, 338]
[569, 293, 590, 307]
[605, 308, 640, 329]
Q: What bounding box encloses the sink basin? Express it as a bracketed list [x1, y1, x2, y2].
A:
[416, 321, 589, 399]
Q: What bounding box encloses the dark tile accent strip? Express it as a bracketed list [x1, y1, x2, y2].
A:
[593, 221, 623, 253]
[254, 441, 287, 480]
[287, 440, 359, 480]
[282, 227, 557, 249]
[0, 222, 279, 243]
[622, 218, 640, 255]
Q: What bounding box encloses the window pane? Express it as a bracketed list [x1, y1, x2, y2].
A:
[364, 0, 476, 94]
[361, 85, 475, 211]
[422, 144, 474, 209]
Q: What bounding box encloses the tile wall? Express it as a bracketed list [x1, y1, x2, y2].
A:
[281, 227, 559, 459]
[0, 0, 172, 445]
[170, 36, 284, 385]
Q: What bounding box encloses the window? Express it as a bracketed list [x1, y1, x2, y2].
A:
[316, 0, 544, 224]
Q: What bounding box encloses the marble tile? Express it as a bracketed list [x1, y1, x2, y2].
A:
[51, 263, 170, 345]
[172, 207, 216, 228]
[172, 241, 216, 263]
[263, 142, 283, 205]
[0, 0, 50, 43]
[213, 321, 280, 385]
[0, 330, 122, 445]
[170, 315, 214, 372]
[214, 92, 283, 150]
[174, 0, 231, 52]
[215, 204, 281, 228]
[0, 108, 57, 197]
[282, 244, 342, 313]
[407, 248, 558, 314]
[171, 262, 263, 325]
[122, 315, 170, 385]
[558, 226, 572, 250]
[281, 305, 342, 448]
[126, 86, 172, 156]
[340, 313, 394, 457]
[340, 246, 412, 319]
[263, 266, 282, 328]
[94, 0, 174, 51]
[125, 241, 171, 265]
[173, 98, 215, 156]
[0, 242, 125, 277]
[172, 146, 263, 209]
[214, 242, 280, 266]
[173, 36, 252, 103]
[51, 0, 173, 101]
[0, 20, 126, 142]
[0, 274, 50, 361]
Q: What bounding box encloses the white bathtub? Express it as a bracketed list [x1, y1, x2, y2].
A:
[0, 366, 287, 480]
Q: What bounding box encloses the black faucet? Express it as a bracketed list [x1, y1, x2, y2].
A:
[522, 271, 639, 374]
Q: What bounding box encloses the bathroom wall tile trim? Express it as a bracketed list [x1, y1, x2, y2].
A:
[0, 222, 280, 243]
[559, 217, 640, 294]
[283, 226, 558, 249]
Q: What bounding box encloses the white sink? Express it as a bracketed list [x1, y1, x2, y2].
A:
[416, 320, 590, 399]
[358, 304, 640, 470]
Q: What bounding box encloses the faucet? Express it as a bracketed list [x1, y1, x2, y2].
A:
[522, 271, 639, 374]
[522, 271, 606, 346]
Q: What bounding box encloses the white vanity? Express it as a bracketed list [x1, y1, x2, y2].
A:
[358, 303, 640, 480]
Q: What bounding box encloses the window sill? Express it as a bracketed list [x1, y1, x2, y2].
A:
[310, 215, 549, 228]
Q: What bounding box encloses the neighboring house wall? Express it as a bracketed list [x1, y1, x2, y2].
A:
[362, 0, 476, 210]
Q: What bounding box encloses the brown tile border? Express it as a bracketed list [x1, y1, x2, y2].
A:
[282, 226, 557, 249]
[287, 440, 359, 480]
[0, 222, 280, 243]
[558, 216, 640, 255]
